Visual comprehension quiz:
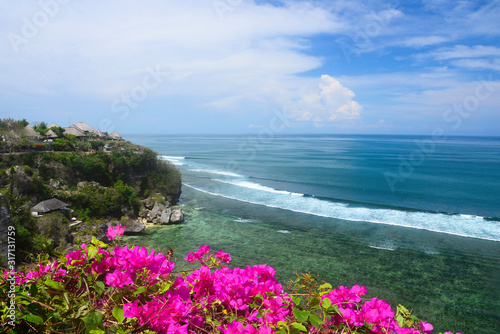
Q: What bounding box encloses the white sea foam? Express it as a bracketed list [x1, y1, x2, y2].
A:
[188, 169, 242, 177]
[213, 179, 304, 196]
[234, 218, 254, 223]
[183, 183, 500, 242]
[160, 155, 185, 165]
[277, 230, 291, 234]
[369, 245, 395, 251]
[162, 156, 185, 160]
[369, 240, 396, 251]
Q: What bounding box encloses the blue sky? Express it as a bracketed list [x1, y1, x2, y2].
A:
[0, 0, 499, 135]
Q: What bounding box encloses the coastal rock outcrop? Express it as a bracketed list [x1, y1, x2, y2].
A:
[158, 209, 172, 225]
[150, 202, 166, 221]
[123, 221, 146, 234]
[140, 196, 184, 225]
[170, 209, 184, 224]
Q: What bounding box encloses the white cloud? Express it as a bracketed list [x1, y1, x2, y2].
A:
[286, 75, 362, 123]
[452, 58, 500, 71]
[0, 0, 343, 103]
[401, 36, 449, 48]
[426, 45, 500, 60]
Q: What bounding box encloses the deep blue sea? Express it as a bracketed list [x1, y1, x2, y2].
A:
[125, 134, 500, 333]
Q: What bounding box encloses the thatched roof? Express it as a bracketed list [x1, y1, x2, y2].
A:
[31, 198, 69, 213]
[94, 129, 107, 138]
[74, 122, 96, 133]
[110, 131, 122, 139]
[64, 125, 87, 137]
[23, 125, 40, 139]
[45, 129, 58, 138]
[48, 123, 60, 129]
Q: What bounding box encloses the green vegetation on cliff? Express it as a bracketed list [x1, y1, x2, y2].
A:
[0, 119, 182, 263]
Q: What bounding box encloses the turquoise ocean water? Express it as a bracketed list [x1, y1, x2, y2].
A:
[124, 134, 500, 333]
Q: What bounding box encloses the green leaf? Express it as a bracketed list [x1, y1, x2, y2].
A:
[39, 287, 51, 299]
[82, 310, 103, 331]
[254, 294, 264, 300]
[319, 283, 333, 290]
[87, 245, 98, 259]
[133, 286, 147, 296]
[292, 296, 302, 306]
[89, 331, 105, 334]
[44, 278, 63, 290]
[308, 314, 325, 328]
[95, 281, 105, 296]
[292, 309, 309, 323]
[63, 292, 70, 307]
[159, 282, 171, 294]
[321, 298, 331, 309]
[309, 297, 320, 309]
[395, 314, 405, 327]
[113, 306, 125, 324]
[29, 284, 38, 297]
[327, 303, 341, 315]
[21, 314, 44, 324]
[91, 236, 109, 249]
[291, 322, 308, 332]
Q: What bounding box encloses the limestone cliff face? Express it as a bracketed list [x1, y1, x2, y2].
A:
[0, 194, 12, 266]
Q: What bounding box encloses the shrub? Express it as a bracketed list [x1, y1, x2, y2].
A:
[22, 165, 33, 177]
[35, 212, 71, 253]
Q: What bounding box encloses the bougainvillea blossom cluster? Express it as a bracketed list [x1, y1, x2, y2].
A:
[3, 234, 464, 334]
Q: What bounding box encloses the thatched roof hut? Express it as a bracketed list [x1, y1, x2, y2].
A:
[74, 122, 96, 133]
[23, 125, 40, 139]
[110, 131, 122, 139]
[48, 123, 60, 129]
[63, 125, 87, 138]
[45, 129, 58, 139]
[94, 129, 107, 138]
[31, 198, 69, 215]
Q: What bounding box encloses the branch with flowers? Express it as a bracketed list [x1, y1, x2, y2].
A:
[1, 224, 462, 334]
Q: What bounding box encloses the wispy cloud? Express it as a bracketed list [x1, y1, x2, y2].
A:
[451, 58, 500, 71]
[422, 45, 500, 61]
[401, 35, 449, 48]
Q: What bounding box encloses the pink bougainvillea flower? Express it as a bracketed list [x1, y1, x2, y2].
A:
[184, 245, 211, 264]
[214, 250, 232, 264]
[105, 269, 133, 288]
[419, 322, 433, 333]
[199, 245, 211, 254]
[11, 244, 453, 334]
[106, 224, 125, 241]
